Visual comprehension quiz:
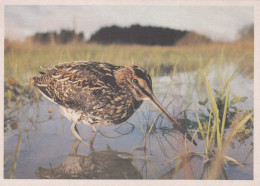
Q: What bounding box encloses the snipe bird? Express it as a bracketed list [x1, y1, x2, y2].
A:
[32, 61, 197, 146]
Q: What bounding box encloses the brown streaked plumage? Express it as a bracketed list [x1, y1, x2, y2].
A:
[32, 61, 197, 146]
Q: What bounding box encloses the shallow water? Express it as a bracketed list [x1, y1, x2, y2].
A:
[4, 64, 253, 179]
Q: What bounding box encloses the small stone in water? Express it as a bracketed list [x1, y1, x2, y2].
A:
[48, 108, 53, 113]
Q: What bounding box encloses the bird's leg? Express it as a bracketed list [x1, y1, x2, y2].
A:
[71, 121, 84, 141]
[89, 126, 98, 152]
[92, 125, 97, 132]
[72, 139, 81, 154]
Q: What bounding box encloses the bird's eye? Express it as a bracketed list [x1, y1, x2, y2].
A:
[132, 79, 138, 84]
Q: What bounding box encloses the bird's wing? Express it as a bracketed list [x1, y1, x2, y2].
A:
[33, 62, 119, 110]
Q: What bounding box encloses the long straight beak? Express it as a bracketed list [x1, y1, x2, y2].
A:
[148, 94, 197, 146]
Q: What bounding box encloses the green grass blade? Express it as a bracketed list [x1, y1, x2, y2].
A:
[147, 113, 159, 136]
[166, 154, 183, 163]
[196, 112, 208, 153]
[184, 134, 188, 154]
[227, 114, 252, 142]
[135, 110, 145, 136]
[223, 155, 245, 167]
[221, 80, 230, 142]
[216, 118, 221, 153]
[4, 155, 11, 167]
[147, 160, 158, 179]
[205, 74, 221, 152]
[196, 113, 205, 140]
[9, 134, 22, 179]
[206, 111, 212, 154]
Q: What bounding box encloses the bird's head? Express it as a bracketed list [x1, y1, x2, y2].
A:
[115, 65, 197, 146]
[114, 65, 153, 101]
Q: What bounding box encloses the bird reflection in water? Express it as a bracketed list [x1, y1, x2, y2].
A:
[36, 139, 142, 179]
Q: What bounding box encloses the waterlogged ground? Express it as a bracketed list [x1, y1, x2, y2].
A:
[4, 64, 253, 179]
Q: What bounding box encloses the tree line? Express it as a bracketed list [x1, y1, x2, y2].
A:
[22, 23, 255, 45]
[32, 29, 84, 44]
[88, 24, 191, 46]
[29, 24, 230, 46]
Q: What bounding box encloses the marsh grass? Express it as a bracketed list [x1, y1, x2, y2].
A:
[4, 39, 253, 85]
[4, 38, 253, 179]
[166, 72, 253, 179]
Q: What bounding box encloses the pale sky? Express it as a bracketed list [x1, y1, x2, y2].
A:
[4, 5, 254, 41]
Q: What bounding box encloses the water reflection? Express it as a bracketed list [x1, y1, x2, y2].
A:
[36, 140, 142, 179]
